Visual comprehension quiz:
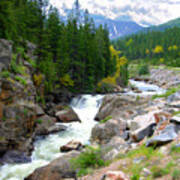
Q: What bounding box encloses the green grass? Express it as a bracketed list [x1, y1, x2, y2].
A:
[152, 85, 180, 99]
[70, 146, 107, 177]
[170, 144, 180, 154]
[100, 116, 112, 124]
[119, 145, 162, 160]
[151, 161, 175, 178]
[172, 169, 180, 180]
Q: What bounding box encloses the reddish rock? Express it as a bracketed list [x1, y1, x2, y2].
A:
[60, 140, 83, 152]
[102, 171, 129, 180]
[56, 108, 81, 123]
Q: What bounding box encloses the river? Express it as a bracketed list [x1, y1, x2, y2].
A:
[0, 81, 165, 180]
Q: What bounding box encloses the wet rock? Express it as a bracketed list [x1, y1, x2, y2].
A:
[0, 39, 12, 69]
[56, 108, 81, 123]
[91, 119, 127, 144]
[47, 125, 67, 134]
[60, 140, 83, 152]
[146, 124, 178, 147]
[0, 150, 31, 164]
[25, 151, 80, 180]
[101, 171, 129, 180]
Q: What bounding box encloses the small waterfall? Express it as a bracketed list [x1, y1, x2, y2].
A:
[0, 95, 104, 180]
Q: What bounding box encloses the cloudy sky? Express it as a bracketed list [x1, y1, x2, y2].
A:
[50, 0, 180, 26]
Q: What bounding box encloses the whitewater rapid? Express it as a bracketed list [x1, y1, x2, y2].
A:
[0, 95, 104, 180]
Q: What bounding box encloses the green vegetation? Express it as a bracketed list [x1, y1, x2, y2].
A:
[70, 146, 107, 176]
[0, 0, 129, 94]
[152, 85, 180, 99]
[113, 26, 180, 67]
[35, 119, 43, 124]
[138, 64, 149, 75]
[15, 76, 27, 86]
[172, 169, 180, 180]
[0, 71, 10, 78]
[100, 116, 112, 124]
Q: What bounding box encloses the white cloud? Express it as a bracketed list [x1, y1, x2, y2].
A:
[50, 0, 180, 26]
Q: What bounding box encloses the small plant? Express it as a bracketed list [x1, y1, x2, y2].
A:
[170, 144, 180, 154]
[15, 76, 27, 86]
[100, 116, 112, 124]
[152, 85, 180, 100]
[35, 119, 43, 124]
[24, 108, 28, 117]
[172, 169, 180, 180]
[70, 146, 106, 176]
[0, 71, 10, 78]
[151, 166, 169, 178]
[138, 64, 149, 75]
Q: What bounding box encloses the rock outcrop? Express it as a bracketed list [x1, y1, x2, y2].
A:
[25, 151, 80, 180]
[60, 140, 83, 152]
[56, 107, 81, 123]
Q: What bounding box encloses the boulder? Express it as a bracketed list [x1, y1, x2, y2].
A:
[0, 39, 12, 69]
[0, 103, 36, 155]
[60, 140, 83, 152]
[0, 150, 31, 164]
[101, 171, 129, 180]
[130, 111, 157, 142]
[95, 94, 139, 121]
[101, 136, 129, 161]
[25, 151, 80, 180]
[35, 115, 60, 136]
[91, 119, 127, 144]
[146, 124, 178, 147]
[56, 108, 81, 123]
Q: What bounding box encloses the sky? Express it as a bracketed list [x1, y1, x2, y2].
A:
[50, 0, 180, 26]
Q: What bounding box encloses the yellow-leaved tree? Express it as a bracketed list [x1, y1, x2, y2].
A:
[97, 45, 128, 91]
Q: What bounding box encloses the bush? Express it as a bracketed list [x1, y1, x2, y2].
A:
[0, 71, 10, 78]
[70, 146, 106, 176]
[138, 64, 149, 75]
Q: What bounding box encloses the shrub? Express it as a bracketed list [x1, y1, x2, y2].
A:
[138, 64, 149, 75]
[70, 146, 106, 176]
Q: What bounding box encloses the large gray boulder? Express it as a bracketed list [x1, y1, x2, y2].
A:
[0, 39, 12, 70]
[25, 151, 80, 180]
[91, 119, 127, 144]
[55, 107, 81, 123]
[146, 124, 178, 147]
[95, 94, 137, 121]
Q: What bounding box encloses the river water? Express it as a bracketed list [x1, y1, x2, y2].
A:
[0, 95, 104, 180]
[0, 80, 165, 180]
